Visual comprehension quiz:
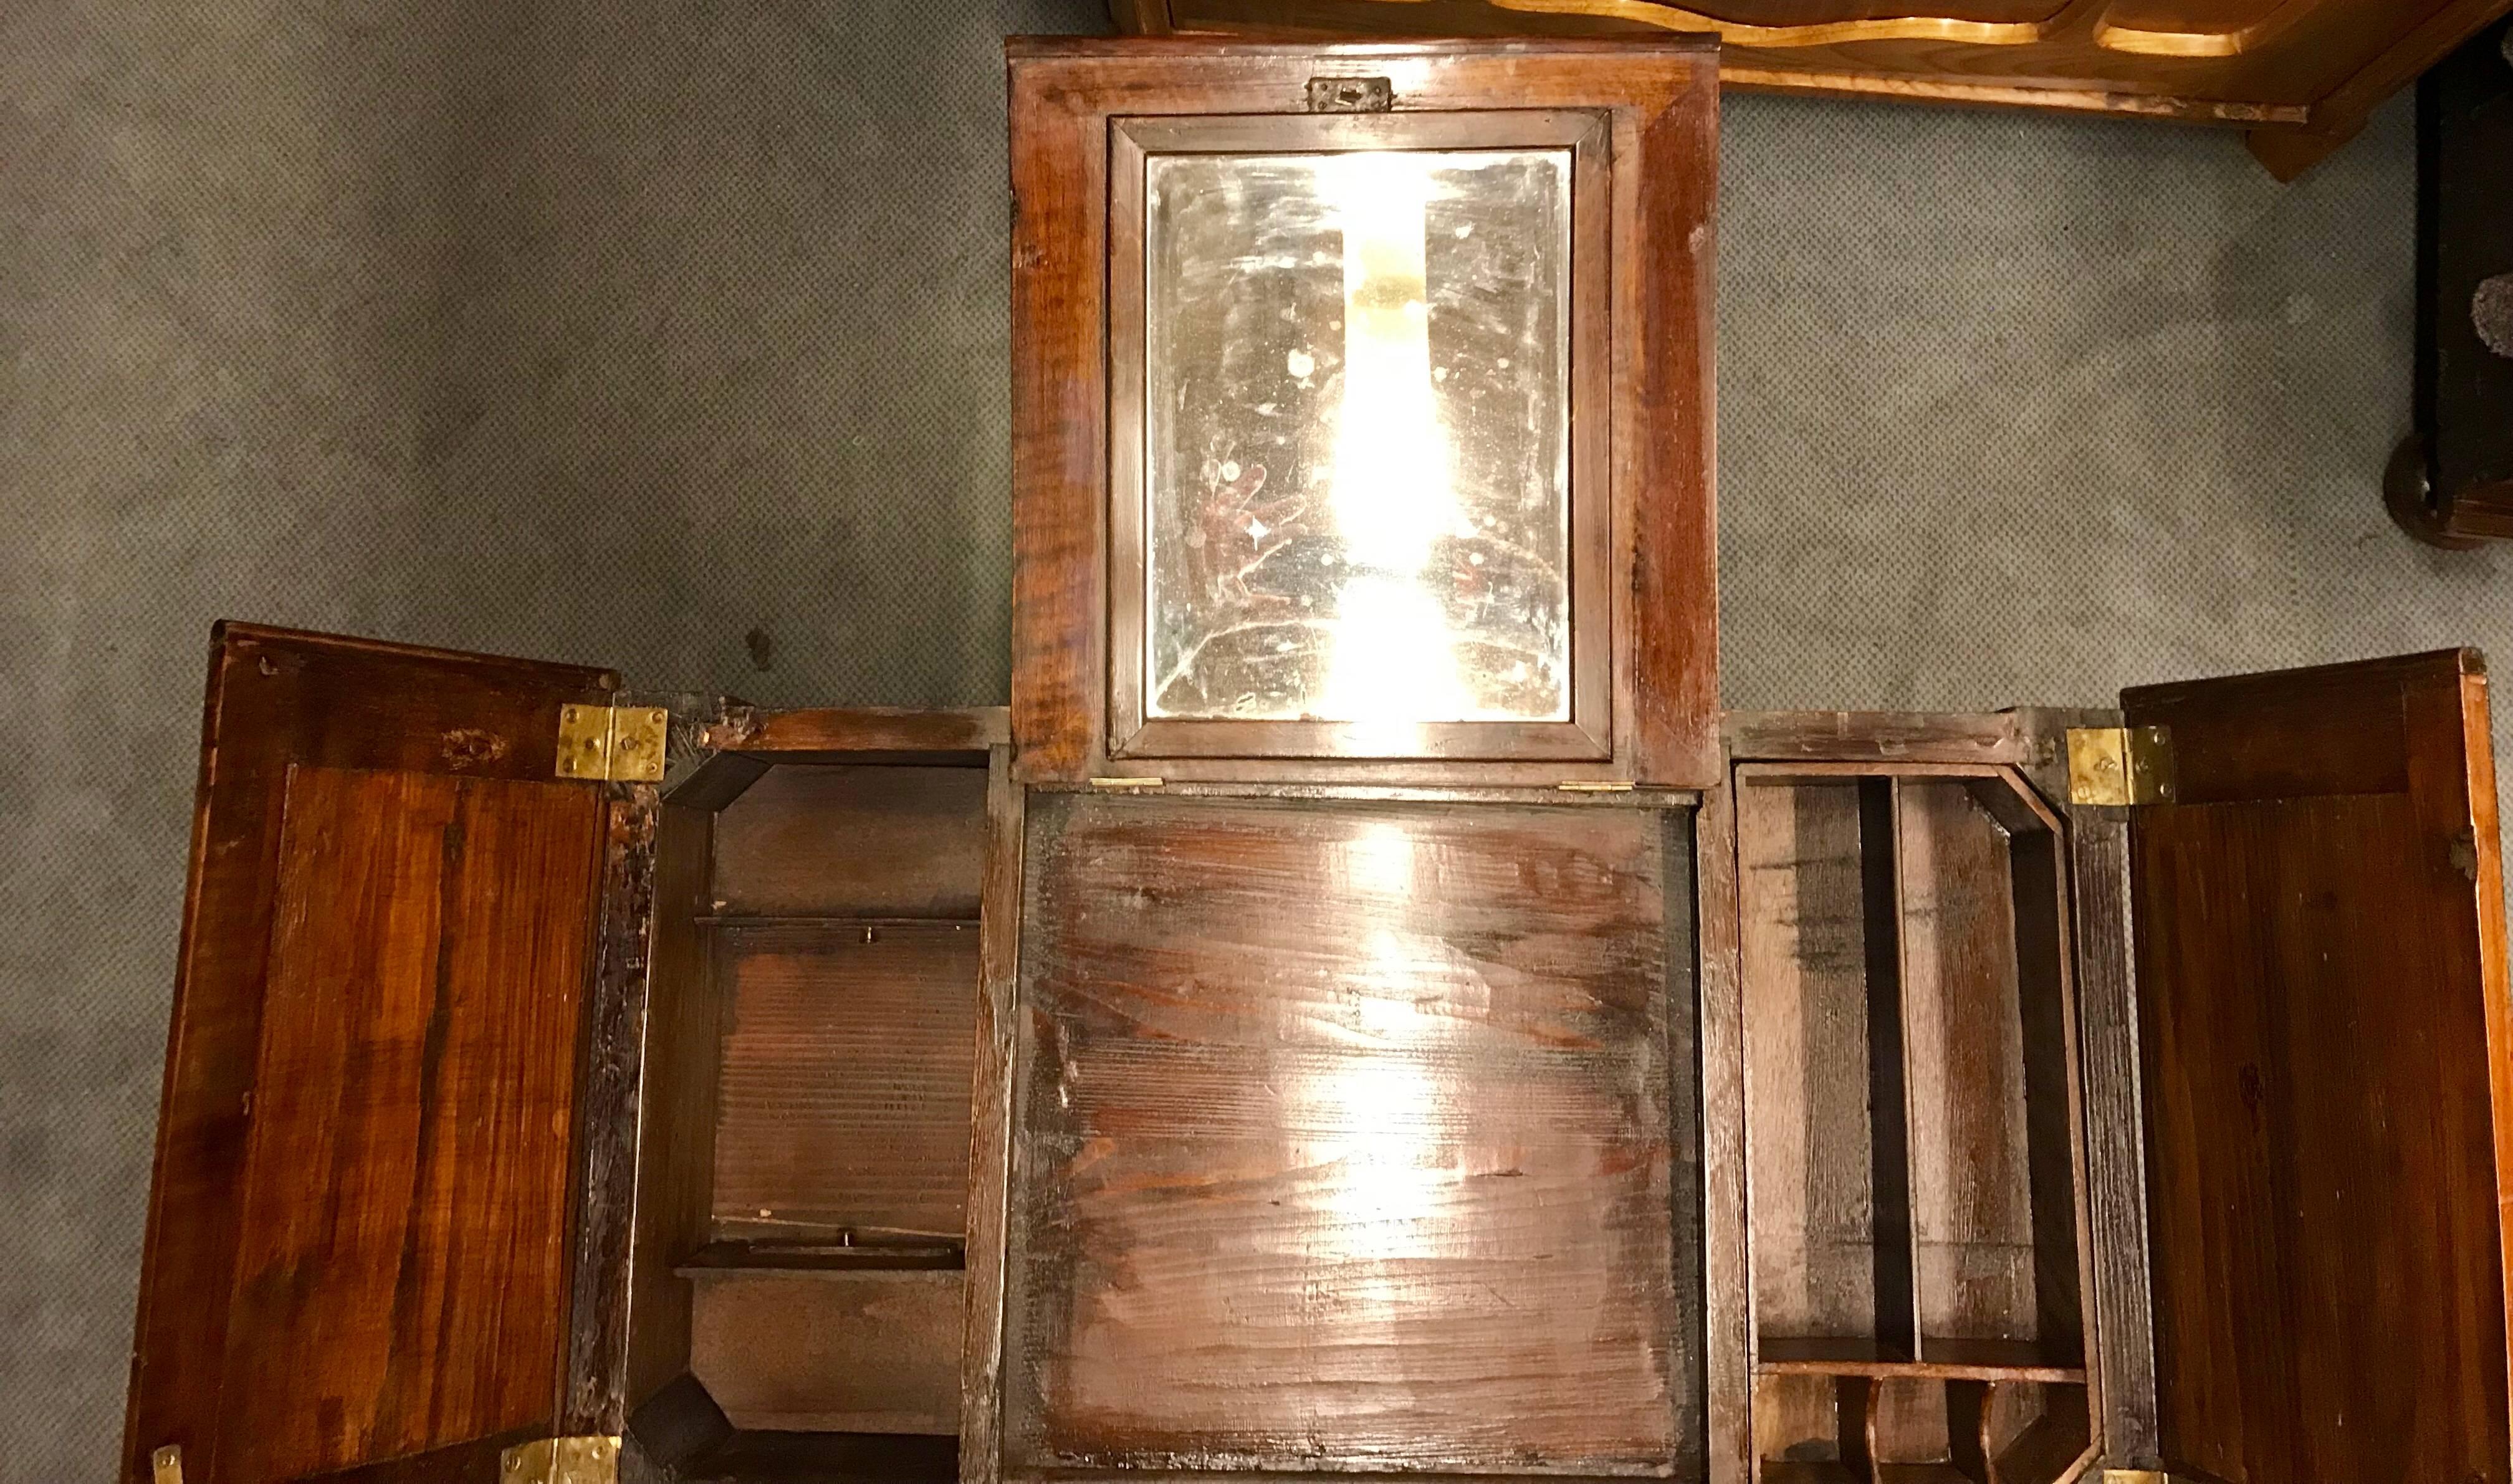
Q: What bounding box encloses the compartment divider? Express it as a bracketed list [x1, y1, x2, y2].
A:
[1859, 778, 1922, 1365]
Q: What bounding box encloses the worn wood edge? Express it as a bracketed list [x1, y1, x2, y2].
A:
[561, 785, 663, 1432]
[1694, 755, 1751, 1484]
[2446, 662, 2513, 1455]
[2125, 646, 2481, 715]
[963, 747, 1025, 1484]
[1006, 32, 1718, 57]
[1031, 780, 1702, 807]
[1721, 64, 2307, 127]
[120, 627, 247, 1484]
[211, 620, 620, 691]
[286, 1426, 553, 1484]
[2067, 816, 2162, 1470]
[1724, 710, 2033, 765]
[704, 706, 1010, 755]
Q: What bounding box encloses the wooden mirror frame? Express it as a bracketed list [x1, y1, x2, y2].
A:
[1010, 39, 1720, 788]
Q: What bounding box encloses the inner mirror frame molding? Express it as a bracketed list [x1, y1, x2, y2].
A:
[1009, 38, 1720, 789]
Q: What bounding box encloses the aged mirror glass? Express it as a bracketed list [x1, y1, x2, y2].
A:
[1142, 148, 1573, 727]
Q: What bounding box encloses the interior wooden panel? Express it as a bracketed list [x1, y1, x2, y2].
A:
[627, 803, 721, 1405]
[214, 765, 600, 1484]
[710, 923, 980, 1240]
[712, 764, 988, 919]
[1753, 1371, 2088, 1484]
[2126, 651, 2511, 1484]
[2136, 800, 2506, 1480]
[1895, 783, 2077, 1362]
[690, 1271, 967, 1434]
[1736, 765, 2089, 1409]
[1738, 778, 1910, 1356]
[1003, 793, 1691, 1472]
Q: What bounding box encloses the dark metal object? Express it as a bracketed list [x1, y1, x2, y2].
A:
[2393, 16, 2513, 547]
[1303, 74, 1392, 111]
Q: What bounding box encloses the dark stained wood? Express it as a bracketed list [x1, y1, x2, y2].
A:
[1008, 37, 1718, 787]
[562, 784, 663, 1434]
[712, 765, 990, 920]
[624, 802, 719, 1411]
[1736, 776, 1913, 1358]
[2125, 649, 2513, 1484]
[1108, 0, 2513, 181]
[123, 624, 615, 1484]
[963, 747, 1027, 1484]
[2391, 17, 2513, 547]
[1003, 793, 1690, 1473]
[676, 1431, 957, 1484]
[216, 765, 601, 1484]
[703, 704, 1010, 759]
[711, 922, 981, 1241]
[690, 1270, 968, 1434]
[288, 1428, 546, 1484]
[625, 1371, 737, 1478]
[1895, 782, 2080, 1367]
[2060, 815, 2161, 1471]
[1696, 758, 1754, 1484]
[1723, 712, 2033, 769]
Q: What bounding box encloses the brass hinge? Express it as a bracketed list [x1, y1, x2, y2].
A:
[150, 1445, 182, 1484]
[500, 1435, 621, 1484]
[2067, 725, 2176, 807]
[555, 704, 668, 783]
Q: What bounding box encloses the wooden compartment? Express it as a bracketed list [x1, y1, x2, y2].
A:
[626, 757, 992, 1483]
[1736, 764, 2093, 1484]
[1753, 1372, 2089, 1484]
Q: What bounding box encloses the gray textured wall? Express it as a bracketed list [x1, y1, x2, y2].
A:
[1, 1, 2499, 1478]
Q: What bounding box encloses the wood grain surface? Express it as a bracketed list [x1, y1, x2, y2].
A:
[711, 922, 981, 1240]
[691, 1269, 967, 1434]
[1003, 793, 1693, 1474]
[712, 764, 989, 919]
[1008, 39, 1718, 787]
[217, 765, 600, 1483]
[123, 625, 615, 1484]
[2127, 651, 2513, 1484]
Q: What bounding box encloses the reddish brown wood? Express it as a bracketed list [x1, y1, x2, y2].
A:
[712, 765, 990, 920]
[1002, 793, 1693, 1474]
[623, 802, 720, 1412]
[123, 625, 615, 1484]
[212, 766, 598, 1484]
[1697, 754, 1753, 1484]
[2125, 649, 2513, 1484]
[562, 785, 663, 1434]
[1723, 712, 2034, 768]
[704, 705, 1009, 758]
[1008, 38, 1718, 787]
[963, 747, 1027, 1484]
[710, 922, 982, 1241]
[690, 1270, 967, 1434]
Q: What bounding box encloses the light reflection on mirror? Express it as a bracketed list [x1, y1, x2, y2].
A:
[1143, 146, 1572, 732]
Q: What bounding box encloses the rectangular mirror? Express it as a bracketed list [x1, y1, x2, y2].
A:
[1142, 147, 1573, 726]
[1108, 110, 1613, 763]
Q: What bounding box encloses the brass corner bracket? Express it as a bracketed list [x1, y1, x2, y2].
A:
[500, 1435, 621, 1484]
